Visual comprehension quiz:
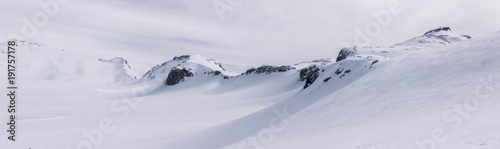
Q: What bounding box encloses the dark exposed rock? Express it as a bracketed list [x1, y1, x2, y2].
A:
[396, 27, 471, 46]
[335, 67, 351, 79]
[339, 69, 351, 78]
[461, 35, 472, 39]
[300, 66, 321, 89]
[299, 69, 308, 81]
[206, 70, 231, 80]
[165, 67, 194, 86]
[335, 68, 344, 75]
[207, 70, 222, 76]
[173, 55, 190, 61]
[323, 77, 331, 82]
[371, 60, 379, 65]
[336, 47, 358, 62]
[142, 55, 228, 83]
[424, 27, 451, 35]
[245, 65, 296, 75]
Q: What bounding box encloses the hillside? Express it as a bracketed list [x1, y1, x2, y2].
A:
[0, 27, 499, 149]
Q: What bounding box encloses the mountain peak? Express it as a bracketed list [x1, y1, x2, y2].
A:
[395, 26, 471, 46]
[140, 54, 235, 86]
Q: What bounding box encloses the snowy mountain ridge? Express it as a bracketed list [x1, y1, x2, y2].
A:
[138, 27, 471, 90]
[139, 54, 238, 86]
[1, 27, 473, 89]
[2, 27, 500, 149]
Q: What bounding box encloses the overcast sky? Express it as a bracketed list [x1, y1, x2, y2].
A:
[1, 0, 500, 73]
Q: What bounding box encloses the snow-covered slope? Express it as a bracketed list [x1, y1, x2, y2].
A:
[239, 30, 499, 149]
[1, 27, 499, 149]
[163, 28, 500, 149]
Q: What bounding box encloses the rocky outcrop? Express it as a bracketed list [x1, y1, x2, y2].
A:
[461, 35, 472, 39]
[336, 47, 358, 62]
[245, 65, 296, 74]
[173, 55, 191, 61]
[323, 77, 331, 82]
[164, 67, 194, 86]
[300, 65, 321, 89]
[141, 55, 229, 85]
[205, 70, 230, 79]
[424, 27, 451, 35]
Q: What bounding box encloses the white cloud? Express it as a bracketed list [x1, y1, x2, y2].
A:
[1, 0, 500, 74]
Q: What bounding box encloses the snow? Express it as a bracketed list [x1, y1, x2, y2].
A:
[395, 27, 471, 47]
[1, 30, 500, 149]
[2, 41, 136, 85]
[292, 58, 334, 69]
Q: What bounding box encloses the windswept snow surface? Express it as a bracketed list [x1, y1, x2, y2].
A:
[1, 30, 500, 149]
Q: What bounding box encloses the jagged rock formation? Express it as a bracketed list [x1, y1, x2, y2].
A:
[165, 67, 194, 86]
[323, 77, 331, 82]
[336, 47, 358, 62]
[424, 27, 451, 35]
[173, 55, 191, 61]
[140, 55, 233, 86]
[300, 65, 321, 89]
[245, 65, 296, 74]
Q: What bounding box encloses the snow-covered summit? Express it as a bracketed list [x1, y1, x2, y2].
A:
[336, 27, 472, 63]
[98, 57, 137, 83]
[140, 55, 237, 86]
[396, 27, 471, 47]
